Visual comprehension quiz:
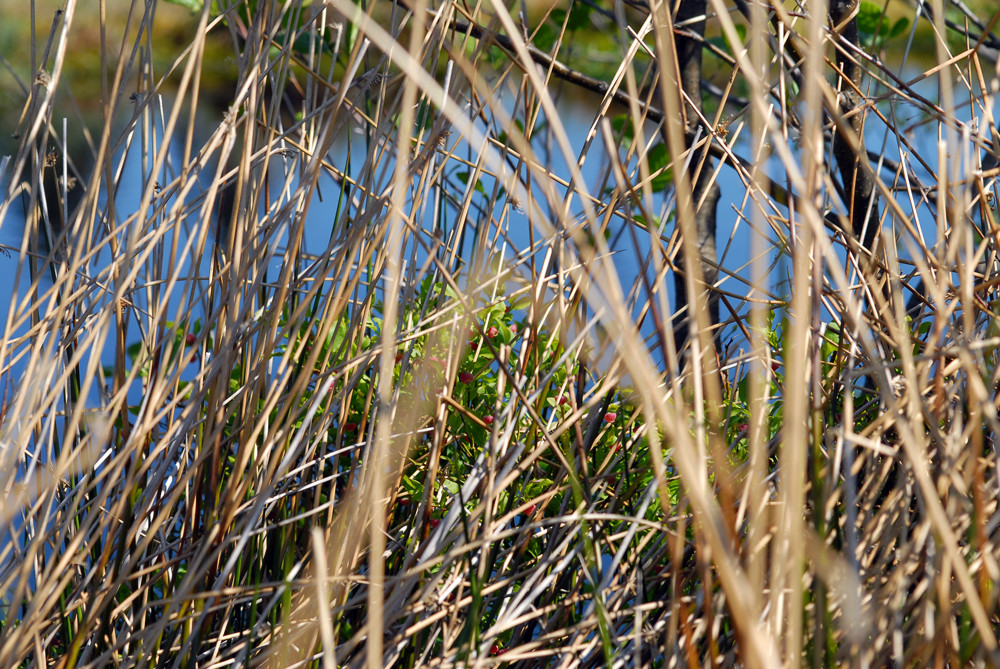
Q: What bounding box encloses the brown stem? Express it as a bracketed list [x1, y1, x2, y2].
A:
[830, 0, 879, 251]
[668, 0, 720, 351]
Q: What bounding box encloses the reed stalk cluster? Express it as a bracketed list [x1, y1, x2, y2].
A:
[1, 0, 1000, 666]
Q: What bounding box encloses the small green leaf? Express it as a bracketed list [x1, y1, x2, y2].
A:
[327, 319, 349, 357]
[820, 323, 841, 360]
[633, 213, 663, 228]
[611, 115, 635, 145]
[510, 296, 532, 311]
[455, 171, 486, 195]
[737, 375, 750, 405]
[534, 23, 557, 53]
[856, 2, 882, 30]
[856, 2, 906, 49]
[164, 0, 203, 11]
[565, 3, 593, 32]
[729, 24, 747, 51]
[889, 17, 909, 38]
[645, 144, 673, 191]
[524, 478, 553, 500]
[708, 23, 747, 56]
[496, 322, 514, 345]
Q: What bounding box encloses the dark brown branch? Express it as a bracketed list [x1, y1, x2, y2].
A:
[668, 0, 721, 351]
[830, 0, 879, 251]
[449, 9, 887, 265]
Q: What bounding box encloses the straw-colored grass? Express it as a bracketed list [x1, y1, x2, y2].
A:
[2, 0, 1000, 666]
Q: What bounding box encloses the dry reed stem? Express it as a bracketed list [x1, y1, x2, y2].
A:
[2, 0, 1000, 667]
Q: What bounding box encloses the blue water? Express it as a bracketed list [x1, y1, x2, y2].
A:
[0, 87, 985, 408]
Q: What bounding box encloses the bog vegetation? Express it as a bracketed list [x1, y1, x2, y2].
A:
[1, 0, 1000, 666]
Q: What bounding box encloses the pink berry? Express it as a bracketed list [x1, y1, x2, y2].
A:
[509, 324, 517, 334]
[483, 415, 495, 425]
[603, 412, 617, 423]
[487, 326, 499, 338]
[459, 371, 474, 384]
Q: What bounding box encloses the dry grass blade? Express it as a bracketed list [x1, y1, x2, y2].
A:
[2, 0, 1000, 667]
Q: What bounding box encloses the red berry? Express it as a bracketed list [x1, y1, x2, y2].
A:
[489, 644, 500, 656]
[190, 354, 198, 364]
[603, 412, 617, 423]
[483, 415, 495, 425]
[736, 423, 748, 434]
[496, 648, 508, 656]
[487, 326, 499, 338]
[397, 496, 411, 506]
[185, 333, 196, 346]
[343, 421, 358, 432]
[558, 395, 568, 406]
[771, 361, 780, 372]
[459, 371, 474, 384]
[523, 503, 536, 515]
[395, 351, 404, 363]
[429, 518, 441, 528]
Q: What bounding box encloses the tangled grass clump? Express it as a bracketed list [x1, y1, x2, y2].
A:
[2, 0, 1000, 666]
